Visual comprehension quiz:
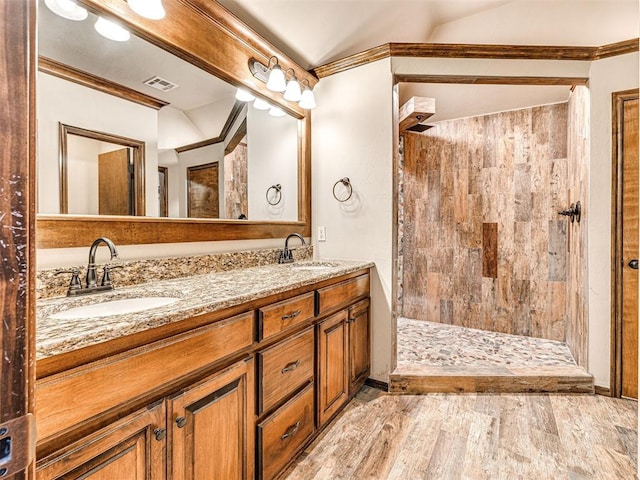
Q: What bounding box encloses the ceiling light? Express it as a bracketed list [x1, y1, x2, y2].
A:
[299, 81, 316, 110]
[283, 70, 302, 102]
[253, 98, 270, 110]
[266, 59, 286, 92]
[127, 0, 165, 20]
[95, 17, 131, 42]
[235, 88, 256, 102]
[44, 0, 88, 21]
[269, 106, 286, 117]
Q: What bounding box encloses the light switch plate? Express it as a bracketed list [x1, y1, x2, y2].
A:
[318, 226, 326, 242]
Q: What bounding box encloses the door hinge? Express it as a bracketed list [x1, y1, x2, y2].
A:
[0, 414, 36, 478]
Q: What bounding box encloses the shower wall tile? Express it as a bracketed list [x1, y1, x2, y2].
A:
[401, 103, 569, 341]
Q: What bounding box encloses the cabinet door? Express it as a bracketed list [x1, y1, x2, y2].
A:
[36, 402, 166, 480]
[348, 298, 370, 395]
[169, 358, 255, 480]
[317, 310, 349, 426]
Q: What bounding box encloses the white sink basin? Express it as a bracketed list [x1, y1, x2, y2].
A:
[50, 297, 180, 320]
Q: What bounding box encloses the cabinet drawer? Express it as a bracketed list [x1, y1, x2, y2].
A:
[316, 273, 369, 317]
[36, 311, 254, 443]
[259, 292, 315, 340]
[257, 383, 315, 480]
[258, 326, 314, 414]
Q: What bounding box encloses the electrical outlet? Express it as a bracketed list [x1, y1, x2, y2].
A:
[318, 226, 326, 242]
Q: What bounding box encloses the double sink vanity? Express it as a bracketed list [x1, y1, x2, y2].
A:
[35, 248, 372, 479]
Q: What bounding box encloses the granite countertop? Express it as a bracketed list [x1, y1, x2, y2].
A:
[36, 259, 373, 360]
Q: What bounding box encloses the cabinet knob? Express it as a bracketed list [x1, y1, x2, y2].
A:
[154, 428, 166, 441]
[629, 259, 639, 270]
[176, 416, 187, 428]
[281, 420, 301, 440]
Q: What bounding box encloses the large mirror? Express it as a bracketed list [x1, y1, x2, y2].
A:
[37, 0, 300, 227]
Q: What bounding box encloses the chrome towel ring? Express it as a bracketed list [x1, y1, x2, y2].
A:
[332, 177, 353, 202]
[266, 184, 282, 205]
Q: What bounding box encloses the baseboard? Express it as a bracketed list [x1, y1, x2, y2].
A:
[365, 378, 389, 392]
[594, 385, 611, 396]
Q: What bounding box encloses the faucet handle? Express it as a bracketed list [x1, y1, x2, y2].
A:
[55, 268, 82, 293]
[101, 265, 124, 287]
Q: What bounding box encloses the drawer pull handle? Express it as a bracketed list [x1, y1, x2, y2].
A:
[281, 360, 301, 374]
[281, 310, 301, 321]
[281, 421, 301, 440]
[154, 428, 166, 441]
[176, 416, 187, 428]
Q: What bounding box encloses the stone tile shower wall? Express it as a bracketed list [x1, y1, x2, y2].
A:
[401, 103, 569, 341]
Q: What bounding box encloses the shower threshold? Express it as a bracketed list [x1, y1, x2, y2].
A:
[390, 318, 594, 394]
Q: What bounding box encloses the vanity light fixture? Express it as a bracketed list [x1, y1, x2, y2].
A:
[235, 88, 256, 102]
[266, 61, 286, 92]
[44, 0, 88, 21]
[253, 98, 271, 110]
[127, 0, 166, 20]
[283, 69, 302, 102]
[298, 80, 317, 110]
[95, 17, 131, 41]
[269, 106, 286, 117]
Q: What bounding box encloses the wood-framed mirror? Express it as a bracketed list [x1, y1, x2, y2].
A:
[36, 0, 316, 248]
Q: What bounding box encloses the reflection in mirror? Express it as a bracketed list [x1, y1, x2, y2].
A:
[37, 0, 299, 221]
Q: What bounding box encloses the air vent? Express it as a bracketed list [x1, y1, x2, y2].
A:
[143, 76, 179, 92]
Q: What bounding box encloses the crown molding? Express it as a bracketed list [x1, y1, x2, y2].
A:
[312, 38, 639, 78]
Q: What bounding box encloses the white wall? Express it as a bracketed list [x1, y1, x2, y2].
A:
[37, 73, 159, 216]
[312, 58, 394, 382]
[588, 52, 639, 388]
[247, 107, 298, 221]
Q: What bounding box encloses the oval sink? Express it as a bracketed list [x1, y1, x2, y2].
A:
[50, 296, 180, 320]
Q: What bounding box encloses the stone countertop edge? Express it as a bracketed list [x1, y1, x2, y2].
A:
[36, 259, 374, 360]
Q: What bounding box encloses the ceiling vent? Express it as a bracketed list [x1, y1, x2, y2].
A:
[143, 76, 179, 92]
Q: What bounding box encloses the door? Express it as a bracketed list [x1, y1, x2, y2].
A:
[348, 299, 370, 395]
[35, 403, 166, 480]
[613, 89, 639, 399]
[98, 148, 132, 215]
[169, 359, 254, 480]
[158, 166, 168, 217]
[0, 1, 36, 479]
[317, 310, 349, 427]
[187, 162, 220, 218]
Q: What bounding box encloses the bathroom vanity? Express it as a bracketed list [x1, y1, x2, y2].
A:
[34, 260, 371, 480]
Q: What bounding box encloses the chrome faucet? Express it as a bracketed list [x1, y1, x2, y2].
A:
[57, 237, 120, 296]
[278, 233, 305, 264]
[86, 237, 119, 287]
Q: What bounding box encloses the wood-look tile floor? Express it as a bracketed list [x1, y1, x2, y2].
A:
[282, 387, 637, 480]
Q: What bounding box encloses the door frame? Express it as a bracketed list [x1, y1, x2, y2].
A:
[610, 88, 639, 398]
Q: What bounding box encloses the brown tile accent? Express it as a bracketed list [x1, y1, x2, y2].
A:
[482, 223, 498, 278]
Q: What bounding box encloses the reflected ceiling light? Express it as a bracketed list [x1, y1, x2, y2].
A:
[283, 69, 302, 102]
[44, 0, 88, 21]
[235, 88, 256, 102]
[127, 0, 166, 20]
[269, 106, 286, 117]
[299, 80, 316, 110]
[253, 98, 271, 110]
[95, 17, 131, 42]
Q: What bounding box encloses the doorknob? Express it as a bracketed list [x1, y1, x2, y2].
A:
[629, 259, 639, 270]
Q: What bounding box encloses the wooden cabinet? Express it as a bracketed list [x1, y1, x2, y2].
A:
[36, 402, 166, 480]
[317, 310, 349, 426]
[169, 358, 254, 480]
[258, 292, 315, 340]
[348, 298, 370, 394]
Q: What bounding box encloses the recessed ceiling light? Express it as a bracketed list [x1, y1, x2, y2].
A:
[94, 17, 131, 42]
[44, 0, 88, 21]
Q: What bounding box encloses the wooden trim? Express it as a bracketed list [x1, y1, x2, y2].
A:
[364, 378, 389, 392]
[224, 119, 247, 156]
[59, 123, 146, 216]
[610, 88, 639, 398]
[175, 100, 245, 153]
[176, 136, 224, 154]
[391, 83, 400, 376]
[394, 74, 589, 86]
[38, 56, 168, 110]
[594, 385, 612, 397]
[298, 115, 312, 227]
[313, 39, 640, 78]
[0, 1, 36, 479]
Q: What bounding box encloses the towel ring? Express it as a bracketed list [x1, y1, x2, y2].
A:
[266, 184, 282, 205]
[332, 177, 353, 203]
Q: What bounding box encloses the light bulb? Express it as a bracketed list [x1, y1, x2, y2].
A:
[44, 0, 88, 21]
[235, 88, 255, 102]
[253, 98, 270, 110]
[269, 106, 286, 117]
[283, 76, 302, 102]
[127, 0, 165, 20]
[95, 17, 131, 42]
[299, 86, 317, 110]
[266, 64, 286, 92]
